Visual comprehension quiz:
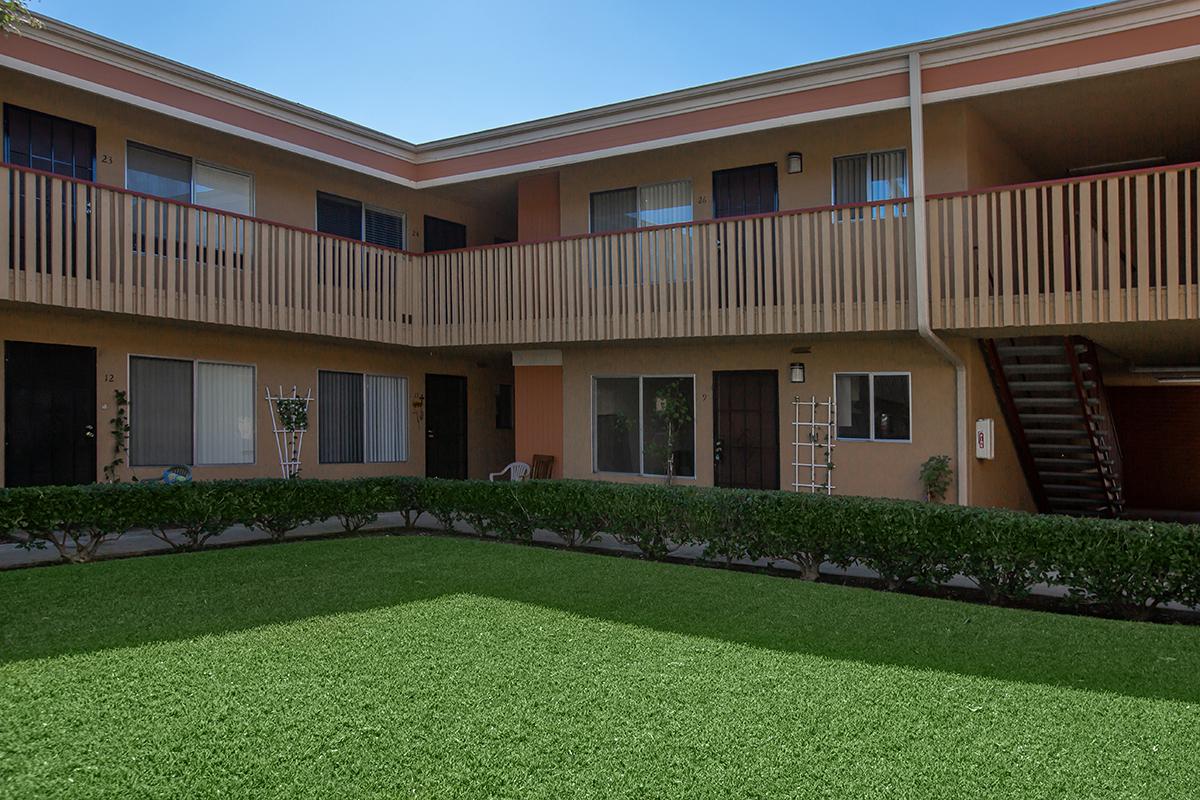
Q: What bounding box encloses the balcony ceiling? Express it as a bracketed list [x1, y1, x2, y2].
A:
[967, 58, 1200, 179]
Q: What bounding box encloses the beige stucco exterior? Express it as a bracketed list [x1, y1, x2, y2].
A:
[0, 305, 514, 485]
[0, 68, 516, 250]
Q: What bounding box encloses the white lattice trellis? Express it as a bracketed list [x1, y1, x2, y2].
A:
[266, 385, 313, 479]
[792, 395, 837, 494]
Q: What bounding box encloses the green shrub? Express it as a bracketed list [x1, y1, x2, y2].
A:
[1, 477, 1197, 621]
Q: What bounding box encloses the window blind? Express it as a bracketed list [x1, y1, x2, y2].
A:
[365, 375, 407, 463]
[196, 362, 255, 464]
[127, 143, 192, 204]
[869, 150, 908, 201]
[365, 207, 405, 249]
[316, 192, 363, 240]
[130, 356, 193, 466]
[319, 370, 363, 464]
[194, 163, 252, 215]
[589, 187, 637, 233]
[832, 154, 869, 206]
[637, 180, 692, 227]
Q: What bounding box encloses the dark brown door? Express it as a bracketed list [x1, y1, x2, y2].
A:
[4, 341, 96, 487]
[425, 374, 468, 479]
[1108, 386, 1200, 511]
[423, 215, 467, 253]
[712, 163, 778, 219]
[713, 370, 779, 490]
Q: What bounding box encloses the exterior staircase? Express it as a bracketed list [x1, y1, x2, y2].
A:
[981, 336, 1124, 517]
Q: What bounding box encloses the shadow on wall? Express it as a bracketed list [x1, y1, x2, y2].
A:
[1, 534, 1197, 705]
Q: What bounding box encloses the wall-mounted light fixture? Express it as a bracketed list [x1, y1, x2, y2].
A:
[789, 362, 806, 383]
[787, 152, 804, 174]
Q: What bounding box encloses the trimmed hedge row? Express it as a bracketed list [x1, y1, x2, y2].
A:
[1, 478, 1197, 618]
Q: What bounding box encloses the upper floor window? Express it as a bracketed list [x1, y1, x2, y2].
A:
[126, 142, 253, 215]
[832, 149, 908, 206]
[316, 191, 406, 249]
[3, 104, 95, 180]
[589, 180, 692, 233]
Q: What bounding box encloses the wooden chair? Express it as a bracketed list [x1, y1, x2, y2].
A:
[488, 461, 531, 482]
[531, 454, 555, 480]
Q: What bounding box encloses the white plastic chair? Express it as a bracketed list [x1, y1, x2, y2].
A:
[489, 461, 531, 482]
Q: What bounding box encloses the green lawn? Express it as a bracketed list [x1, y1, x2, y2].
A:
[1, 535, 1198, 799]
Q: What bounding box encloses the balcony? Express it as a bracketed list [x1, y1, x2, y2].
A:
[2, 162, 1197, 348]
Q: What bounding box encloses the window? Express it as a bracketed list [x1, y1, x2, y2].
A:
[3, 104, 95, 179]
[835, 372, 911, 442]
[589, 180, 692, 233]
[495, 384, 514, 430]
[129, 356, 255, 466]
[319, 370, 408, 464]
[318, 192, 406, 249]
[126, 142, 253, 214]
[593, 376, 695, 477]
[832, 149, 908, 206]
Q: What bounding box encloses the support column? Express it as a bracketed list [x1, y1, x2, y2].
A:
[513, 349, 563, 477]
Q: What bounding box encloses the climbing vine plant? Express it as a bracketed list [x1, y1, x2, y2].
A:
[103, 389, 131, 483]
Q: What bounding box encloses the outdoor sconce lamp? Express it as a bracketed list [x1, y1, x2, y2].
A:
[787, 152, 803, 174]
[789, 362, 806, 383]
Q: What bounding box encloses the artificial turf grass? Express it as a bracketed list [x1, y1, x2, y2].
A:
[1, 535, 1198, 799]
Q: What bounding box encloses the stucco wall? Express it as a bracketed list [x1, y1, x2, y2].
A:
[0, 306, 514, 485]
[559, 335, 965, 503]
[0, 68, 515, 250]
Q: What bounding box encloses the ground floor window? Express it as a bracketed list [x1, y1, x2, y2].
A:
[318, 370, 408, 464]
[834, 372, 911, 442]
[129, 356, 255, 466]
[593, 375, 695, 477]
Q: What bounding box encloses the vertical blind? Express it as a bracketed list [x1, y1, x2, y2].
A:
[316, 192, 363, 240]
[196, 362, 255, 464]
[365, 375, 408, 463]
[127, 143, 192, 204]
[832, 149, 908, 206]
[637, 180, 693, 227]
[194, 163, 253, 215]
[319, 370, 364, 464]
[590, 182, 693, 233]
[130, 356, 194, 466]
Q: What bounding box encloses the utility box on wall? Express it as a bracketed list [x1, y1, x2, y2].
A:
[975, 418, 995, 460]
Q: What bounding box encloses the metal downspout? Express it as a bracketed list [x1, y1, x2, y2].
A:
[908, 51, 969, 506]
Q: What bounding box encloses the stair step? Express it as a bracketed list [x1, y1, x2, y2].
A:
[1043, 483, 1111, 495]
[1018, 413, 1087, 422]
[1002, 362, 1092, 375]
[1014, 397, 1099, 407]
[1047, 496, 1114, 507]
[996, 344, 1088, 357]
[1035, 457, 1097, 466]
[1008, 380, 1096, 390]
[1023, 428, 1091, 437]
[1038, 470, 1104, 479]
[1029, 443, 1105, 452]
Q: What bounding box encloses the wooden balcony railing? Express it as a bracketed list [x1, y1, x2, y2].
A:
[1, 164, 420, 346]
[928, 162, 1200, 329]
[421, 201, 915, 346]
[5, 160, 1196, 348]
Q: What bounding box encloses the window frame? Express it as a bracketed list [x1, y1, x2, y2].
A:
[833, 371, 913, 444]
[830, 147, 909, 206]
[591, 373, 697, 478]
[2, 103, 97, 180]
[588, 179, 694, 234]
[125, 141, 255, 215]
[127, 353, 258, 467]
[315, 191, 407, 250]
[317, 368, 410, 464]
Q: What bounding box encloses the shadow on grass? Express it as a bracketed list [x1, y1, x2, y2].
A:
[2, 534, 1198, 703]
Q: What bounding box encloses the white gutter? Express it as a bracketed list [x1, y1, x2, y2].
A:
[908, 51, 969, 506]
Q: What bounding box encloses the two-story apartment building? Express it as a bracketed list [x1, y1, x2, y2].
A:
[2, 0, 1199, 518]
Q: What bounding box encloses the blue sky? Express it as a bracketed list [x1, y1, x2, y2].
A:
[35, 0, 1092, 143]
